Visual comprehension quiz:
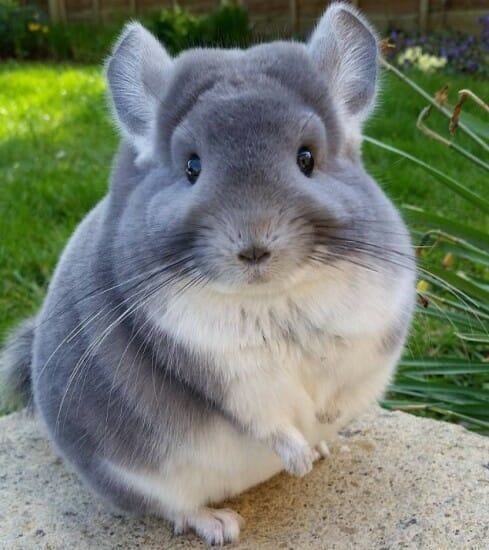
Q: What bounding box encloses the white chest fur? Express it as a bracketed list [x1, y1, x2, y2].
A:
[150, 261, 411, 435]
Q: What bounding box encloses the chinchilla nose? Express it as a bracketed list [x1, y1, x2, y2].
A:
[238, 245, 271, 265]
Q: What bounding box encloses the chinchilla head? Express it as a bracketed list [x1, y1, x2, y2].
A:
[105, 3, 412, 304]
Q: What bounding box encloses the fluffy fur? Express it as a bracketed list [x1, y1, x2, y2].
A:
[0, 317, 36, 410]
[3, 3, 415, 545]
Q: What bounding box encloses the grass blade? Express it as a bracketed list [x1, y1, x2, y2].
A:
[398, 358, 489, 375]
[364, 136, 489, 212]
[390, 381, 489, 402]
[417, 306, 486, 331]
[426, 265, 489, 307]
[402, 206, 489, 249]
[455, 332, 489, 344]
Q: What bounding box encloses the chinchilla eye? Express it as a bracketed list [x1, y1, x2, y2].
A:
[297, 146, 314, 177]
[186, 154, 201, 184]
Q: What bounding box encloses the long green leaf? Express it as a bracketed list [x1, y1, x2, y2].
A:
[426, 407, 489, 429]
[402, 206, 489, 249]
[364, 136, 489, 212]
[461, 111, 489, 140]
[455, 332, 489, 344]
[388, 388, 481, 406]
[431, 243, 489, 267]
[382, 399, 433, 410]
[382, 399, 489, 418]
[425, 293, 489, 321]
[416, 306, 486, 331]
[390, 381, 489, 402]
[435, 403, 489, 418]
[398, 358, 489, 375]
[383, 400, 489, 430]
[426, 265, 489, 307]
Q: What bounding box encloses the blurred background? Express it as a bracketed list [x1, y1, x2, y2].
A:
[1, 0, 489, 66]
[1, 2, 488, 432]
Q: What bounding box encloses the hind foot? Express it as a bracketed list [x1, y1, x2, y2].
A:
[173, 507, 244, 545]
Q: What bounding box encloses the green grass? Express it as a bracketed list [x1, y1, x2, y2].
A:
[1, 62, 488, 425]
[0, 63, 116, 336]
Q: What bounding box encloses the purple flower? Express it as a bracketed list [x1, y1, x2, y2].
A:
[479, 14, 489, 27]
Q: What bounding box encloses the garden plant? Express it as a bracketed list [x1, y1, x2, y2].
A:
[368, 60, 489, 433]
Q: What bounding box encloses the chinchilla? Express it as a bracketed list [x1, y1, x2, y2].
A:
[0, 2, 415, 545]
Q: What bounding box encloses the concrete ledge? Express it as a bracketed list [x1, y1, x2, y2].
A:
[1, 407, 488, 549]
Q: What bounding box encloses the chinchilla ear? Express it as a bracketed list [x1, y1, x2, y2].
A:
[307, 2, 379, 129]
[105, 22, 172, 163]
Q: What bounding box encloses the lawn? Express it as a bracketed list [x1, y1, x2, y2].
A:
[1, 62, 488, 422]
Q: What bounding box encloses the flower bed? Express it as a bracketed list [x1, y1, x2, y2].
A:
[386, 16, 489, 77]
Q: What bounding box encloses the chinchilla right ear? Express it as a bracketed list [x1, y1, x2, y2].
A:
[105, 22, 172, 165]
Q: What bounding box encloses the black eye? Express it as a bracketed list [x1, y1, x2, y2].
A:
[186, 154, 201, 184]
[297, 146, 314, 177]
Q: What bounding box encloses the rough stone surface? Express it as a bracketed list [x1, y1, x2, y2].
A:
[1, 407, 488, 549]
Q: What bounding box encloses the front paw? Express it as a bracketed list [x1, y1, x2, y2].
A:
[271, 429, 316, 477]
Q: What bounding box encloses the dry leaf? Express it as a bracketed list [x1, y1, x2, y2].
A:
[442, 252, 454, 268]
[434, 85, 449, 107]
[380, 38, 395, 57]
[450, 92, 468, 135]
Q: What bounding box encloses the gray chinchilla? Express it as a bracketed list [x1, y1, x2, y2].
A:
[1, 3, 415, 545]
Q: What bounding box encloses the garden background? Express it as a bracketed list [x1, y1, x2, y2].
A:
[1, 1, 488, 431]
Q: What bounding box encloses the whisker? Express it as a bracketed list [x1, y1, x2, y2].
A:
[54, 255, 205, 433]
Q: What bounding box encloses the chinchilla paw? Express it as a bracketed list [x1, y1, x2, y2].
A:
[173, 507, 244, 546]
[272, 429, 317, 477]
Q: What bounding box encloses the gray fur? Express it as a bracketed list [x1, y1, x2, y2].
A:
[105, 22, 172, 148]
[0, 316, 36, 411]
[2, 3, 414, 541]
[308, 2, 379, 119]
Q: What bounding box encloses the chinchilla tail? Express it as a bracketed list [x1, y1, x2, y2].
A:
[0, 317, 36, 412]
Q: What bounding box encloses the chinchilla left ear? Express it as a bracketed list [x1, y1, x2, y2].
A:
[307, 2, 379, 132]
[105, 22, 173, 164]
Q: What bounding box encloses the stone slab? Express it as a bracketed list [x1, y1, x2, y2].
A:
[1, 407, 488, 549]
